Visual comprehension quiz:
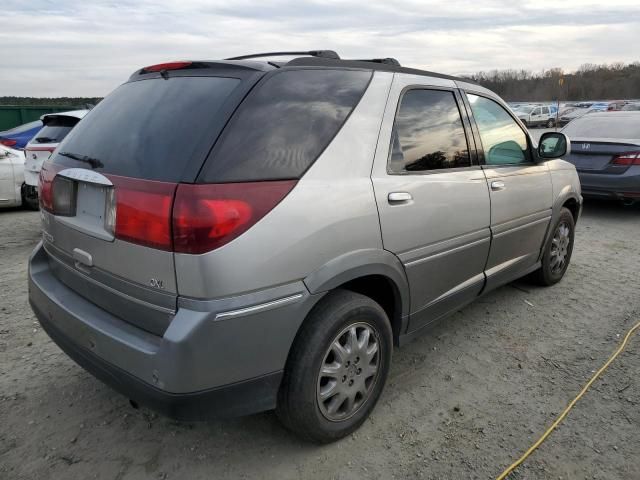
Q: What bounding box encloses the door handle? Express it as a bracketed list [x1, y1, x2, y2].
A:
[491, 181, 506, 191]
[388, 192, 413, 204]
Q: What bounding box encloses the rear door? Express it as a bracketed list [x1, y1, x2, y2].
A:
[371, 75, 491, 333]
[463, 92, 552, 290]
[41, 72, 250, 335]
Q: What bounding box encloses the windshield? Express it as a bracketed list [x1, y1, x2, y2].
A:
[50, 76, 241, 182]
[562, 115, 640, 139]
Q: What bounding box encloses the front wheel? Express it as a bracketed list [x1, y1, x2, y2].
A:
[530, 207, 575, 286]
[276, 290, 392, 443]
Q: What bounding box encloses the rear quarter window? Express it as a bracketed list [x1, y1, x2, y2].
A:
[199, 68, 372, 183]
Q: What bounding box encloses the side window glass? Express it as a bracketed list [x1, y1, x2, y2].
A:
[389, 89, 470, 173]
[467, 94, 530, 166]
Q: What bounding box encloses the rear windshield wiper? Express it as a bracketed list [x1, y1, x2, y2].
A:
[58, 151, 104, 169]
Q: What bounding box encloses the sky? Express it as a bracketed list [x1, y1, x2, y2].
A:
[1, 0, 639, 97]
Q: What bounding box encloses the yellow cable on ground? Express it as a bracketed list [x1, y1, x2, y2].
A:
[496, 320, 640, 480]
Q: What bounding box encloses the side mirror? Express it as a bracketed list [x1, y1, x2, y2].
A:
[538, 132, 570, 159]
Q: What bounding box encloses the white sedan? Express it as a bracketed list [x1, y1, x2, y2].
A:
[0, 145, 27, 208]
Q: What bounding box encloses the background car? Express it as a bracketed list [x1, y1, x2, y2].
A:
[0, 144, 26, 208]
[561, 111, 640, 204]
[607, 100, 628, 111]
[515, 104, 556, 127]
[621, 102, 640, 111]
[0, 120, 43, 150]
[23, 110, 88, 208]
[557, 106, 595, 126]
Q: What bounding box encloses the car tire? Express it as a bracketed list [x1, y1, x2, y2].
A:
[529, 207, 575, 286]
[21, 184, 39, 211]
[546, 118, 555, 128]
[276, 289, 392, 443]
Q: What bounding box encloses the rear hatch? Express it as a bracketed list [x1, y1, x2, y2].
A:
[565, 139, 640, 172]
[25, 116, 81, 183]
[562, 114, 640, 173]
[39, 64, 257, 335]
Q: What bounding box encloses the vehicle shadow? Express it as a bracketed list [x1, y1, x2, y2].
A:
[580, 198, 639, 221]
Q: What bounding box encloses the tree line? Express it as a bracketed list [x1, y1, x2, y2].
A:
[2, 61, 639, 105]
[0, 96, 101, 107]
[469, 62, 640, 101]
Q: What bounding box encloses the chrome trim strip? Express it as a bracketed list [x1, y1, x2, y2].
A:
[214, 293, 304, 322]
[58, 168, 113, 186]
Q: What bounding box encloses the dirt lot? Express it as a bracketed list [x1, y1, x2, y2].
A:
[1, 200, 639, 480]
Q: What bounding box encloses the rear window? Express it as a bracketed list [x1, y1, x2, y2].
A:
[33, 117, 79, 144]
[200, 68, 372, 183]
[50, 76, 241, 181]
[562, 115, 640, 138]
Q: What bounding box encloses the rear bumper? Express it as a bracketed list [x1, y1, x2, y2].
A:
[578, 167, 640, 200]
[24, 169, 39, 187]
[29, 242, 321, 419]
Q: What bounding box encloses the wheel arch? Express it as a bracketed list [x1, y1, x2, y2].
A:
[303, 249, 410, 345]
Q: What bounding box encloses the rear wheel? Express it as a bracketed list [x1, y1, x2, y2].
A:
[530, 207, 575, 286]
[546, 118, 555, 128]
[276, 289, 392, 443]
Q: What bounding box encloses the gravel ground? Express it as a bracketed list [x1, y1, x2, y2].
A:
[1, 200, 639, 480]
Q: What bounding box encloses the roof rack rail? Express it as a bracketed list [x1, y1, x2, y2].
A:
[352, 58, 401, 67]
[225, 50, 340, 61]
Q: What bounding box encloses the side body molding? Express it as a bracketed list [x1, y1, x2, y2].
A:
[303, 248, 411, 321]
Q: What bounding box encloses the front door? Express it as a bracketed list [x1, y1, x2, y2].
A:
[371, 75, 491, 333]
[464, 93, 553, 290]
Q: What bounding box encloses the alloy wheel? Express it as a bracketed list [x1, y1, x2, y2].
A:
[550, 221, 571, 274]
[316, 322, 381, 422]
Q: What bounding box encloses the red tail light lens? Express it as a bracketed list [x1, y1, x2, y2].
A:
[142, 61, 192, 72]
[172, 181, 297, 254]
[1, 139, 17, 147]
[611, 152, 640, 166]
[39, 162, 65, 212]
[109, 176, 177, 251]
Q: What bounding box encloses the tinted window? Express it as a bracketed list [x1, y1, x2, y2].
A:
[561, 115, 640, 138]
[468, 94, 530, 165]
[542, 107, 549, 115]
[389, 89, 470, 173]
[200, 69, 372, 183]
[34, 117, 80, 144]
[51, 77, 241, 181]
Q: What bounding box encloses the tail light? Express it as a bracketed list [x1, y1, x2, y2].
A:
[611, 152, 640, 166]
[108, 176, 177, 251]
[172, 181, 297, 254]
[38, 162, 65, 212]
[1, 139, 17, 147]
[41, 170, 296, 254]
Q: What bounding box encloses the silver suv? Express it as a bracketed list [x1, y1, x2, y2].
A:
[28, 50, 581, 443]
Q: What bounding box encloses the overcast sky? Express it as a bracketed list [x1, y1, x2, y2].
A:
[2, 0, 639, 97]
